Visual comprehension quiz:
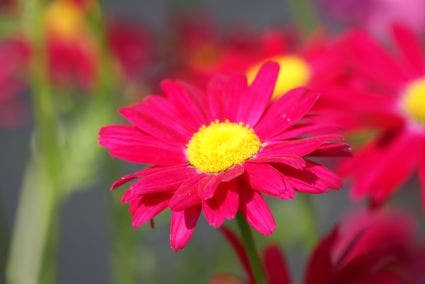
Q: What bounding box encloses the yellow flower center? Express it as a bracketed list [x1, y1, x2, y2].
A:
[44, 0, 83, 40]
[247, 55, 311, 99]
[187, 121, 262, 173]
[403, 78, 425, 125]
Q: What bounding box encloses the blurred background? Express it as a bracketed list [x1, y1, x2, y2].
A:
[1, 0, 424, 284]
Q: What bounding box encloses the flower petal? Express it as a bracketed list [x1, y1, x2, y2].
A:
[198, 175, 221, 200]
[119, 99, 191, 145]
[251, 152, 306, 169]
[99, 125, 186, 165]
[131, 193, 170, 228]
[245, 163, 295, 199]
[262, 245, 291, 284]
[255, 88, 320, 140]
[348, 131, 420, 204]
[110, 168, 145, 190]
[236, 61, 279, 126]
[392, 24, 425, 75]
[170, 205, 201, 251]
[220, 164, 245, 182]
[239, 189, 276, 235]
[169, 175, 204, 210]
[160, 79, 207, 131]
[129, 165, 197, 194]
[202, 181, 239, 227]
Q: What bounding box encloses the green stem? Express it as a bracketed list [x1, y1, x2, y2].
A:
[235, 213, 267, 284]
[7, 1, 62, 283]
[0, 195, 8, 281]
[285, 0, 319, 36]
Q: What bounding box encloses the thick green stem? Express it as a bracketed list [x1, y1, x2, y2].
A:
[235, 213, 267, 284]
[7, 1, 61, 283]
[285, 0, 319, 35]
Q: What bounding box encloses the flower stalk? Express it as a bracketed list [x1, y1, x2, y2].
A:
[236, 213, 267, 284]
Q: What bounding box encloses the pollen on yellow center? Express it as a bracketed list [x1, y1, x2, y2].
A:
[187, 120, 262, 173]
[403, 78, 425, 125]
[44, 0, 83, 40]
[247, 55, 311, 99]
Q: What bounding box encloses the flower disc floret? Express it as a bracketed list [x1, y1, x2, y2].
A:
[403, 78, 425, 125]
[187, 120, 262, 173]
[247, 55, 311, 99]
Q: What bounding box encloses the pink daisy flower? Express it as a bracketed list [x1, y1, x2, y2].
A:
[99, 62, 348, 250]
[331, 25, 425, 207]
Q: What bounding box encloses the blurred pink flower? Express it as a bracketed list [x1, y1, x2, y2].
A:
[317, 0, 425, 36]
[107, 20, 153, 81]
[44, 0, 98, 89]
[0, 37, 30, 127]
[323, 25, 425, 208]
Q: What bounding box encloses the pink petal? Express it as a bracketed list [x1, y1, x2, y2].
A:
[129, 165, 197, 194]
[276, 162, 336, 194]
[119, 100, 190, 145]
[225, 74, 248, 121]
[261, 135, 337, 157]
[236, 61, 279, 127]
[110, 168, 146, 190]
[239, 189, 276, 235]
[170, 205, 201, 251]
[310, 142, 352, 157]
[99, 125, 186, 165]
[219, 164, 245, 182]
[131, 193, 170, 228]
[198, 175, 221, 200]
[344, 30, 407, 89]
[305, 227, 338, 284]
[350, 131, 420, 204]
[262, 245, 291, 284]
[245, 163, 295, 199]
[202, 181, 239, 227]
[206, 76, 229, 121]
[160, 80, 207, 131]
[121, 188, 138, 204]
[307, 162, 341, 190]
[272, 122, 342, 141]
[255, 88, 320, 140]
[251, 152, 306, 169]
[419, 144, 425, 210]
[392, 24, 425, 75]
[169, 175, 204, 210]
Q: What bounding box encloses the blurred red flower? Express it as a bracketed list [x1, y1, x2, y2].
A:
[107, 20, 153, 81]
[221, 210, 425, 284]
[44, 0, 98, 89]
[328, 26, 425, 208]
[0, 37, 30, 127]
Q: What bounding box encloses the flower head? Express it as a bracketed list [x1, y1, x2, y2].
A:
[305, 210, 425, 284]
[44, 0, 98, 89]
[330, 25, 425, 207]
[99, 62, 348, 250]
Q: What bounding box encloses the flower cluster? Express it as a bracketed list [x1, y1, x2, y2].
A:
[3, 1, 425, 283]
